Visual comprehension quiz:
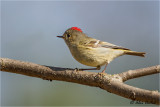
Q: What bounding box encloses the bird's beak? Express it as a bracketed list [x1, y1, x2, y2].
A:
[57, 36, 64, 39]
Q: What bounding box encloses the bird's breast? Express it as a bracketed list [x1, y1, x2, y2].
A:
[67, 45, 124, 67]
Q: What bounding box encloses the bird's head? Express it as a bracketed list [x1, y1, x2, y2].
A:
[57, 27, 87, 46]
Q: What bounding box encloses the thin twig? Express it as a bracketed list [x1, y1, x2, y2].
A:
[118, 65, 160, 82]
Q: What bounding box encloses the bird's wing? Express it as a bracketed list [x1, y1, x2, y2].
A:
[99, 41, 130, 50]
[85, 38, 130, 50]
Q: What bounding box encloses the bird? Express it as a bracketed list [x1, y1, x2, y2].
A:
[57, 27, 145, 73]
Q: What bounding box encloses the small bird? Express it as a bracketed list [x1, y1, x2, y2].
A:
[57, 27, 145, 73]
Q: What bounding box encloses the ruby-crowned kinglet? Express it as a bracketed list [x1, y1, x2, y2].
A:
[57, 27, 145, 73]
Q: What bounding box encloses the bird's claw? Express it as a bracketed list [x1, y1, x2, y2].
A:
[74, 68, 80, 72]
[98, 72, 106, 77]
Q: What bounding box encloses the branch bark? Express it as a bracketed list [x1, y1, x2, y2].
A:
[118, 65, 160, 82]
[0, 58, 160, 105]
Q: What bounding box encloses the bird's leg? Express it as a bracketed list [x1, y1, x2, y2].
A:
[75, 66, 101, 71]
[97, 63, 108, 77]
[101, 63, 108, 73]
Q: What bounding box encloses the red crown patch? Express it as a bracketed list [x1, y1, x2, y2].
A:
[70, 27, 82, 32]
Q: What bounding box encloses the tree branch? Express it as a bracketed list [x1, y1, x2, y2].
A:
[0, 58, 160, 105]
[118, 65, 160, 82]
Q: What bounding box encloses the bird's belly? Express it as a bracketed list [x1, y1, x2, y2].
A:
[69, 46, 124, 67]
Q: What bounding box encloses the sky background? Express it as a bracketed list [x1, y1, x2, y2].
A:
[1, 0, 159, 106]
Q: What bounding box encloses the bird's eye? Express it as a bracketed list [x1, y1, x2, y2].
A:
[67, 34, 71, 38]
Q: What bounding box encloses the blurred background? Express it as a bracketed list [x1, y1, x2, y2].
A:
[1, 0, 159, 106]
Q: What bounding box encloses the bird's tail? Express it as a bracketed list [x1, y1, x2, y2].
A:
[124, 50, 146, 57]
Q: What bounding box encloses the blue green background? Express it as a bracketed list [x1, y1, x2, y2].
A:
[1, 0, 159, 106]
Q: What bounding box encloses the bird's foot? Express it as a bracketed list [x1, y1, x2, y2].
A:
[97, 70, 107, 77]
[74, 68, 83, 72]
